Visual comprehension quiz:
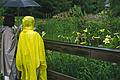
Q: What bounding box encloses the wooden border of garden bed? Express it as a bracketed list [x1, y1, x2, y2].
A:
[45, 39, 120, 80]
[48, 70, 78, 80]
[44, 39, 120, 64]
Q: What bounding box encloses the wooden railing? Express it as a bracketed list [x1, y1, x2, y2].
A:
[48, 70, 77, 80]
[44, 40, 120, 80]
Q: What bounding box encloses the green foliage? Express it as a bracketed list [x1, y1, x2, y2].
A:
[0, 8, 4, 16]
[42, 6, 120, 79]
[1, 0, 120, 17]
[69, 5, 86, 18]
[43, 17, 78, 42]
[36, 5, 120, 49]
[73, 0, 105, 13]
[47, 51, 120, 80]
[110, 0, 120, 16]
[78, 15, 120, 49]
[0, 16, 3, 26]
[36, 0, 73, 13]
[82, 10, 120, 48]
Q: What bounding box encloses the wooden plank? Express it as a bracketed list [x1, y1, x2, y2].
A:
[44, 40, 120, 64]
[90, 49, 120, 63]
[48, 70, 78, 80]
[44, 40, 90, 57]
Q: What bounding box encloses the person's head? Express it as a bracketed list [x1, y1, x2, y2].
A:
[22, 16, 35, 30]
[3, 14, 15, 27]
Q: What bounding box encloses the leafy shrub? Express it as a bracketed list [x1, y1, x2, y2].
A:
[36, 5, 120, 49]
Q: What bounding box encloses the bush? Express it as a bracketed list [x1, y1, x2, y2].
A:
[36, 6, 120, 49]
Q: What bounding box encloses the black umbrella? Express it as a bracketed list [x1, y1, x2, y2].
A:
[1, 0, 40, 16]
[1, 0, 40, 25]
[1, 0, 40, 7]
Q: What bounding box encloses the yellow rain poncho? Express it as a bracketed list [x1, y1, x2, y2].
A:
[16, 16, 47, 80]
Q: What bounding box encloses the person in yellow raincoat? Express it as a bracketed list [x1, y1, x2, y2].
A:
[16, 16, 47, 80]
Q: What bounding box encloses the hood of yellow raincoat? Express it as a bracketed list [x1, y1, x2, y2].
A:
[22, 16, 35, 30]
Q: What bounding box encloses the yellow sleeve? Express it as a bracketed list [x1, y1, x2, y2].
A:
[39, 36, 46, 62]
[37, 33, 47, 80]
[16, 33, 23, 71]
[39, 61, 47, 80]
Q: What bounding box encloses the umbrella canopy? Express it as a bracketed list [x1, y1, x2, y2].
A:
[0, 0, 40, 25]
[1, 0, 40, 7]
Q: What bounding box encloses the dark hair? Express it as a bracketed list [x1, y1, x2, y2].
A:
[3, 14, 15, 27]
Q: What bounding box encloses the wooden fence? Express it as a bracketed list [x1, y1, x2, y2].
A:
[44, 40, 120, 80]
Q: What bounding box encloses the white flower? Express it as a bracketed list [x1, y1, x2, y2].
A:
[72, 31, 76, 34]
[58, 35, 61, 38]
[100, 29, 105, 32]
[103, 38, 110, 44]
[106, 35, 111, 38]
[83, 28, 88, 32]
[42, 31, 46, 37]
[75, 37, 79, 43]
[76, 32, 80, 35]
